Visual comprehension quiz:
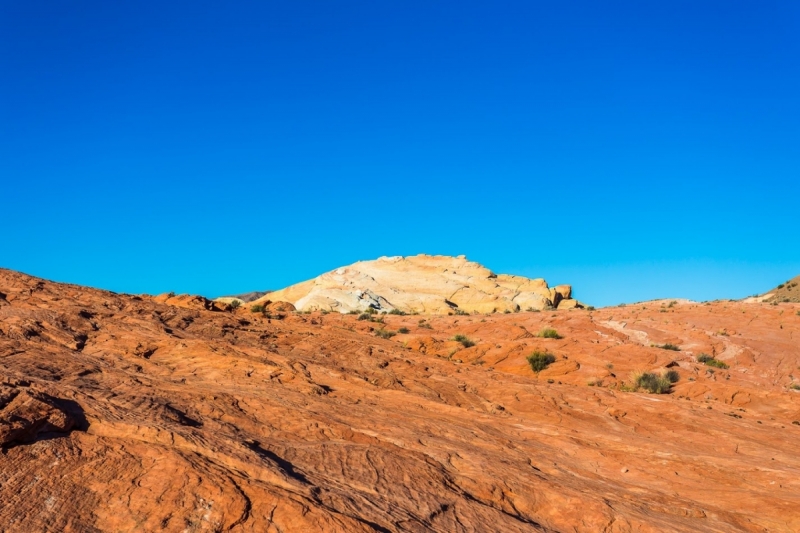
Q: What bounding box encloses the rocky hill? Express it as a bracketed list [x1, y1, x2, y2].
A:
[247, 254, 578, 314]
[1, 268, 799, 531]
[762, 275, 800, 304]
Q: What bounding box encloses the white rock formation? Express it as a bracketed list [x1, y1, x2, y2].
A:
[246, 254, 577, 314]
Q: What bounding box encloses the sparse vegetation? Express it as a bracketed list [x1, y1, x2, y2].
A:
[358, 313, 371, 321]
[789, 383, 800, 391]
[657, 343, 680, 351]
[454, 308, 469, 316]
[398, 327, 410, 334]
[347, 310, 360, 315]
[663, 369, 680, 383]
[538, 328, 562, 339]
[697, 353, 729, 369]
[527, 351, 556, 373]
[250, 304, 265, 313]
[229, 300, 241, 309]
[452, 334, 475, 348]
[419, 322, 432, 329]
[503, 309, 511, 314]
[388, 309, 406, 315]
[586, 306, 595, 311]
[526, 307, 541, 312]
[668, 300, 677, 308]
[374, 329, 396, 339]
[629, 370, 672, 394]
[537, 328, 563, 339]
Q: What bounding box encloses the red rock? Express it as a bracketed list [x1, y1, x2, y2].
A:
[0, 268, 799, 531]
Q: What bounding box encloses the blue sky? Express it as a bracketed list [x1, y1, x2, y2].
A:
[2, 1, 799, 306]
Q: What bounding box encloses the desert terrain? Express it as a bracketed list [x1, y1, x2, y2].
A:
[1, 263, 799, 532]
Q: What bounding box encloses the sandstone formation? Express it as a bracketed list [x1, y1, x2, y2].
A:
[761, 275, 800, 304]
[1, 269, 800, 531]
[248, 255, 576, 314]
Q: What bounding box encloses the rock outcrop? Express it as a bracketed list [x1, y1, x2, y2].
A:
[249, 255, 576, 314]
[1, 268, 800, 531]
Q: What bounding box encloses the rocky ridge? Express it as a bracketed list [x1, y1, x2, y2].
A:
[247, 254, 578, 314]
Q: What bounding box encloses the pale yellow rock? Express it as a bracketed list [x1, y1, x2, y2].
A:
[252, 255, 577, 314]
[558, 298, 580, 310]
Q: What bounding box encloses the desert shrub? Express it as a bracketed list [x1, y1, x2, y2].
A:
[538, 328, 562, 339]
[526, 307, 541, 312]
[250, 304, 265, 313]
[364, 307, 377, 315]
[668, 300, 677, 308]
[388, 309, 406, 315]
[419, 322, 432, 329]
[663, 369, 680, 383]
[357, 313, 371, 321]
[697, 353, 729, 369]
[631, 371, 672, 394]
[454, 308, 469, 316]
[527, 351, 556, 373]
[586, 306, 595, 311]
[374, 329, 396, 339]
[790, 384, 800, 391]
[658, 343, 680, 351]
[347, 310, 360, 315]
[452, 334, 475, 348]
[398, 327, 410, 334]
[229, 300, 241, 309]
[503, 309, 511, 314]
[778, 284, 785, 289]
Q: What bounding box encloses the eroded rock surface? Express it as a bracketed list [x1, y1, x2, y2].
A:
[249, 254, 575, 313]
[0, 269, 799, 532]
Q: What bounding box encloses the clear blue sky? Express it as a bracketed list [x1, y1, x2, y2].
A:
[2, 1, 799, 306]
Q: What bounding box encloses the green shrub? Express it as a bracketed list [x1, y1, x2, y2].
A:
[374, 329, 396, 339]
[419, 322, 432, 329]
[778, 284, 785, 289]
[229, 300, 241, 309]
[398, 327, 410, 334]
[631, 371, 672, 394]
[527, 351, 556, 373]
[526, 307, 541, 312]
[347, 310, 360, 315]
[452, 334, 475, 348]
[538, 328, 562, 339]
[658, 343, 680, 351]
[586, 306, 596, 311]
[357, 313, 371, 321]
[454, 308, 469, 316]
[697, 353, 729, 369]
[388, 309, 406, 315]
[663, 369, 680, 383]
[250, 304, 265, 313]
[364, 307, 377, 315]
[790, 383, 800, 391]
